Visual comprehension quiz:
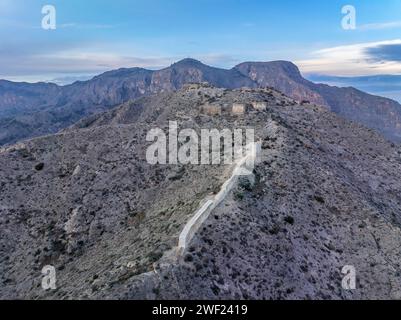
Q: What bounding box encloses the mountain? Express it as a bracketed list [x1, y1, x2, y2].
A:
[307, 74, 401, 103]
[0, 59, 256, 146]
[1, 58, 401, 145]
[235, 61, 328, 107]
[235, 61, 401, 141]
[0, 80, 61, 118]
[1, 84, 401, 299]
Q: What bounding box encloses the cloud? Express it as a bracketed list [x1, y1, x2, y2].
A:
[0, 34, 244, 81]
[365, 43, 401, 62]
[193, 54, 242, 67]
[359, 21, 401, 31]
[49, 75, 95, 85]
[297, 40, 401, 76]
[58, 23, 116, 29]
[0, 31, 181, 80]
[0, 49, 176, 77]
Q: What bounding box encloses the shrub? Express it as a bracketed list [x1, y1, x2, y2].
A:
[239, 178, 253, 191]
[234, 191, 244, 201]
[34, 163, 44, 171]
[284, 216, 295, 225]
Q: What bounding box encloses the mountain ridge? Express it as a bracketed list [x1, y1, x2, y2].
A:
[1, 58, 401, 145]
[2, 84, 401, 299]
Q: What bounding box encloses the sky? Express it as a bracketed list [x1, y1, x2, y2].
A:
[1, 0, 401, 82]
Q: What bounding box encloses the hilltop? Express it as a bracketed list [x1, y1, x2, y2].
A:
[1, 84, 401, 299]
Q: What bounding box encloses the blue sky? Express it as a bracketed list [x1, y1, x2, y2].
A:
[1, 0, 401, 82]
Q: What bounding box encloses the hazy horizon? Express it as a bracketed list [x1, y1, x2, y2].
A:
[3, 56, 400, 103]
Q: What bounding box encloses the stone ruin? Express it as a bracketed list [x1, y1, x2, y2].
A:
[200, 101, 267, 116]
[232, 103, 246, 115]
[232, 101, 267, 114]
[201, 104, 222, 116]
[251, 101, 267, 111]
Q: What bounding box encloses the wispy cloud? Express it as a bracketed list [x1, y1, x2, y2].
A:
[0, 38, 174, 79]
[366, 43, 401, 62]
[193, 54, 242, 67]
[0, 33, 245, 81]
[359, 21, 401, 31]
[0, 50, 176, 76]
[297, 39, 401, 76]
[49, 75, 95, 85]
[58, 23, 116, 29]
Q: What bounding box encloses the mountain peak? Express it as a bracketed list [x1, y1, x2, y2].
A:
[235, 60, 302, 78]
[1, 59, 401, 145]
[172, 58, 205, 67]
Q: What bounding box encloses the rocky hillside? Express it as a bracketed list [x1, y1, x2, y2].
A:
[1, 59, 401, 145]
[0, 80, 61, 118]
[1, 84, 401, 299]
[236, 61, 401, 142]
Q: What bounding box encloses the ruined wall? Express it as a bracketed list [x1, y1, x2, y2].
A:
[201, 104, 221, 116]
[232, 103, 246, 115]
[251, 101, 267, 111]
[177, 142, 261, 253]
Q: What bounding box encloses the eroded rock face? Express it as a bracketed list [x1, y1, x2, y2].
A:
[1, 84, 401, 300]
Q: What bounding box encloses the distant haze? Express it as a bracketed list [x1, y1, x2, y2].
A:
[307, 74, 401, 103]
